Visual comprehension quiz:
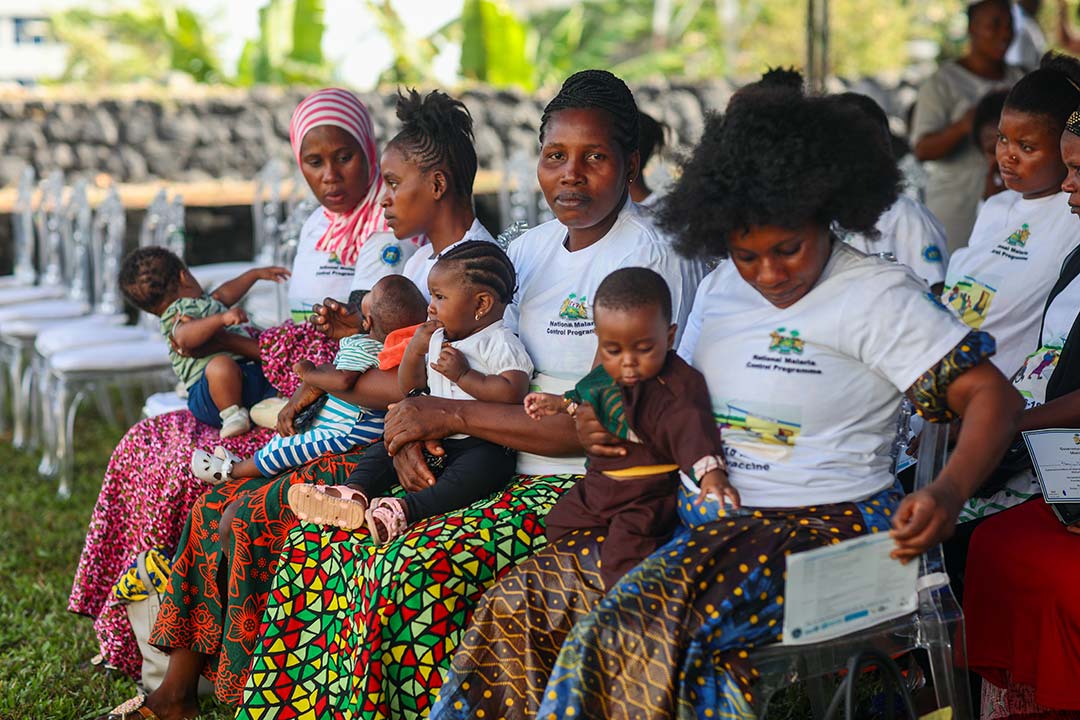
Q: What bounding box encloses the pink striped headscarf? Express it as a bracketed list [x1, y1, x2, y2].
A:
[290, 88, 388, 268]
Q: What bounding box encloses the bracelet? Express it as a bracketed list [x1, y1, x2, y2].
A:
[563, 397, 579, 417]
[406, 386, 430, 398]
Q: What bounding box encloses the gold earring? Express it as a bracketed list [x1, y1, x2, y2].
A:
[474, 312, 482, 321]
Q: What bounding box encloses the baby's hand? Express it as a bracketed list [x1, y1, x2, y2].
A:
[431, 345, 469, 382]
[696, 469, 741, 510]
[292, 359, 316, 379]
[523, 392, 565, 420]
[221, 307, 249, 326]
[254, 266, 291, 283]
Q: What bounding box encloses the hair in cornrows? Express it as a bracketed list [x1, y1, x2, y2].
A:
[118, 246, 186, 313]
[638, 111, 666, 168]
[389, 88, 477, 199]
[1004, 51, 1080, 131]
[594, 267, 672, 323]
[539, 69, 639, 155]
[436, 240, 517, 304]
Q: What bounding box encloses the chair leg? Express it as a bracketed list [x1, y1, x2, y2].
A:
[55, 378, 85, 499]
[37, 367, 57, 477]
[806, 674, 831, 720]
[924, 615, 973, 720]
[9, 347, 28, 448]
[0, 350, 8, 438]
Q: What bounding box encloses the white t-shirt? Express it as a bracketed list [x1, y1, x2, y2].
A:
[838, 195, 948, 287]
[287, 210, 357, 320]
[427, 320, 534, 441]
[347, 231, 422, 293]
[944, 191, 1080, 377]
[402, 219, 496, 300]
[679, 242, 970, 508]
[961, 268, 1080, 521]
[1005, 5, 1047, 70]
[506, 199, 707, 476]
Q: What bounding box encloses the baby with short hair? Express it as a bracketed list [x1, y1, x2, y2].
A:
[118, 246, 289, 438]
[525, 267, 737, 588]
[190, 274, 429, 484]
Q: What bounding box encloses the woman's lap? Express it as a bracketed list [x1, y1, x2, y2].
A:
[68, 410, 272, 677]
[965, 499, 1080, 710]
[151, 449, 365, 704]
[237, 473, 577, 720]
[435, 483, 901, 720]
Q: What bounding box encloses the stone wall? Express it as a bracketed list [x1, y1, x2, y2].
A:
[0, 77, 921, 187]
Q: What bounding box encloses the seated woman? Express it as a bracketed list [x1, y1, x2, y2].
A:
[233, 70, 706, 719]
[961, 108, 1080, 720]
[71, 87, 394, 684]
[97, 88, 401, 719]
[432, 78, 1022, 720]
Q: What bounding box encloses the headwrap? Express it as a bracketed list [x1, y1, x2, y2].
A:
[290, 88, 388, 268]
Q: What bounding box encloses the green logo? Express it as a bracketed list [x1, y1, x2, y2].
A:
[1005, 223, 1030, 248]
[559, 293, 589, 320]
[769, 327, 804, 355]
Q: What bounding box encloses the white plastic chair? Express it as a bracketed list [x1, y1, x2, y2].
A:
[751, 421, 971, 719]
[0, 167, 39, 290]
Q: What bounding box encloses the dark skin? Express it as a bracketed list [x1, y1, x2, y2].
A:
[97, 124, 384, 720]
[1055, 128, 1080, 534]
[572, 222, 1022, 562]
[383, 106, 640, 491]
[996, 108, 1067, 199]
[914, 1, 1014, 162]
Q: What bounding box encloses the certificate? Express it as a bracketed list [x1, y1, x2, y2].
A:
[781, 532, 918, 645]
[1022, 428, 1080, 503]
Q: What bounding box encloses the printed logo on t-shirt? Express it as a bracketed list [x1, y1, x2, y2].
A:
[1012, 341, 1062, 407]
[944, 275, 997, 329]
[922, 245, 943, 263]
[380, 244, 402, 266]
[1073, 433, 1080, 445]
[991, 224, 1032, 261]
[558, 293, 589, 320]
[768, 327, 804, 354]
[716, 399, 802, 468]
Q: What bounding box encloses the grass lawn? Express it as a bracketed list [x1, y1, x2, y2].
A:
[0, 408, 904, 719]
[0, 414, 234, 720]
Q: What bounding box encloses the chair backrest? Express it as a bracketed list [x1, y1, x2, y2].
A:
[92, 187, 126, 316]
[495, 220, 529, 251]
[273, 195, 319, 323]
[499, 149, 546, 229]
[35, 170, 65, 288]
[164, 195, 186, 260]
[253, 160, 285, 266]
[914, 419, 950, 578]
[63, 179, 93, 305]
[11, 165, 36, 284]
[139, 189, 169, 249]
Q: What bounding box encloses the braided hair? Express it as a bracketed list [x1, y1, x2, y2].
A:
[388, 88, 477, 199]
[118, 246, 185, 313]
[539, 70, 639, 156]
[638, 111, 666, 169]
[435, 240, 517, 304]
[1004, 52, 1080, 133]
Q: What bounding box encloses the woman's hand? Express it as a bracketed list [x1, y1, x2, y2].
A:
[572, 403, 626, 458]
[310, 297, 363, 340]
[276, 383, 323, 437]
[889, 482, 965, 563]
[383, 395, 459, 455]
[391, 441, 445, 491]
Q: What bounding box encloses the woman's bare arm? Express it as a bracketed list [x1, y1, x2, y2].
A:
[333, 367, 403, 411]
[891, 361, 1024, 561]
[912, 108, 975, 162]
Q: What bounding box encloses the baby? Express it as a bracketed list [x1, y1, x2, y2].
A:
[118, 247, 288, 438]
[525, 267, 738, 589]
[190, 274, 429, 483]
[289, 240, 533, 544]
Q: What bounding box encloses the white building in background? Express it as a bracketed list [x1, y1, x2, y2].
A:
[0, 0, 70, 84]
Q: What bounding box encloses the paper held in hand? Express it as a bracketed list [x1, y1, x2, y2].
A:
[1022, 428, 1080, 503]
[781, 531, 918, 645]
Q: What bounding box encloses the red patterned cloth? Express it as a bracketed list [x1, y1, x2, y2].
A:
[965, 499, 1080, 712]
[68, 321, 335, 679]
